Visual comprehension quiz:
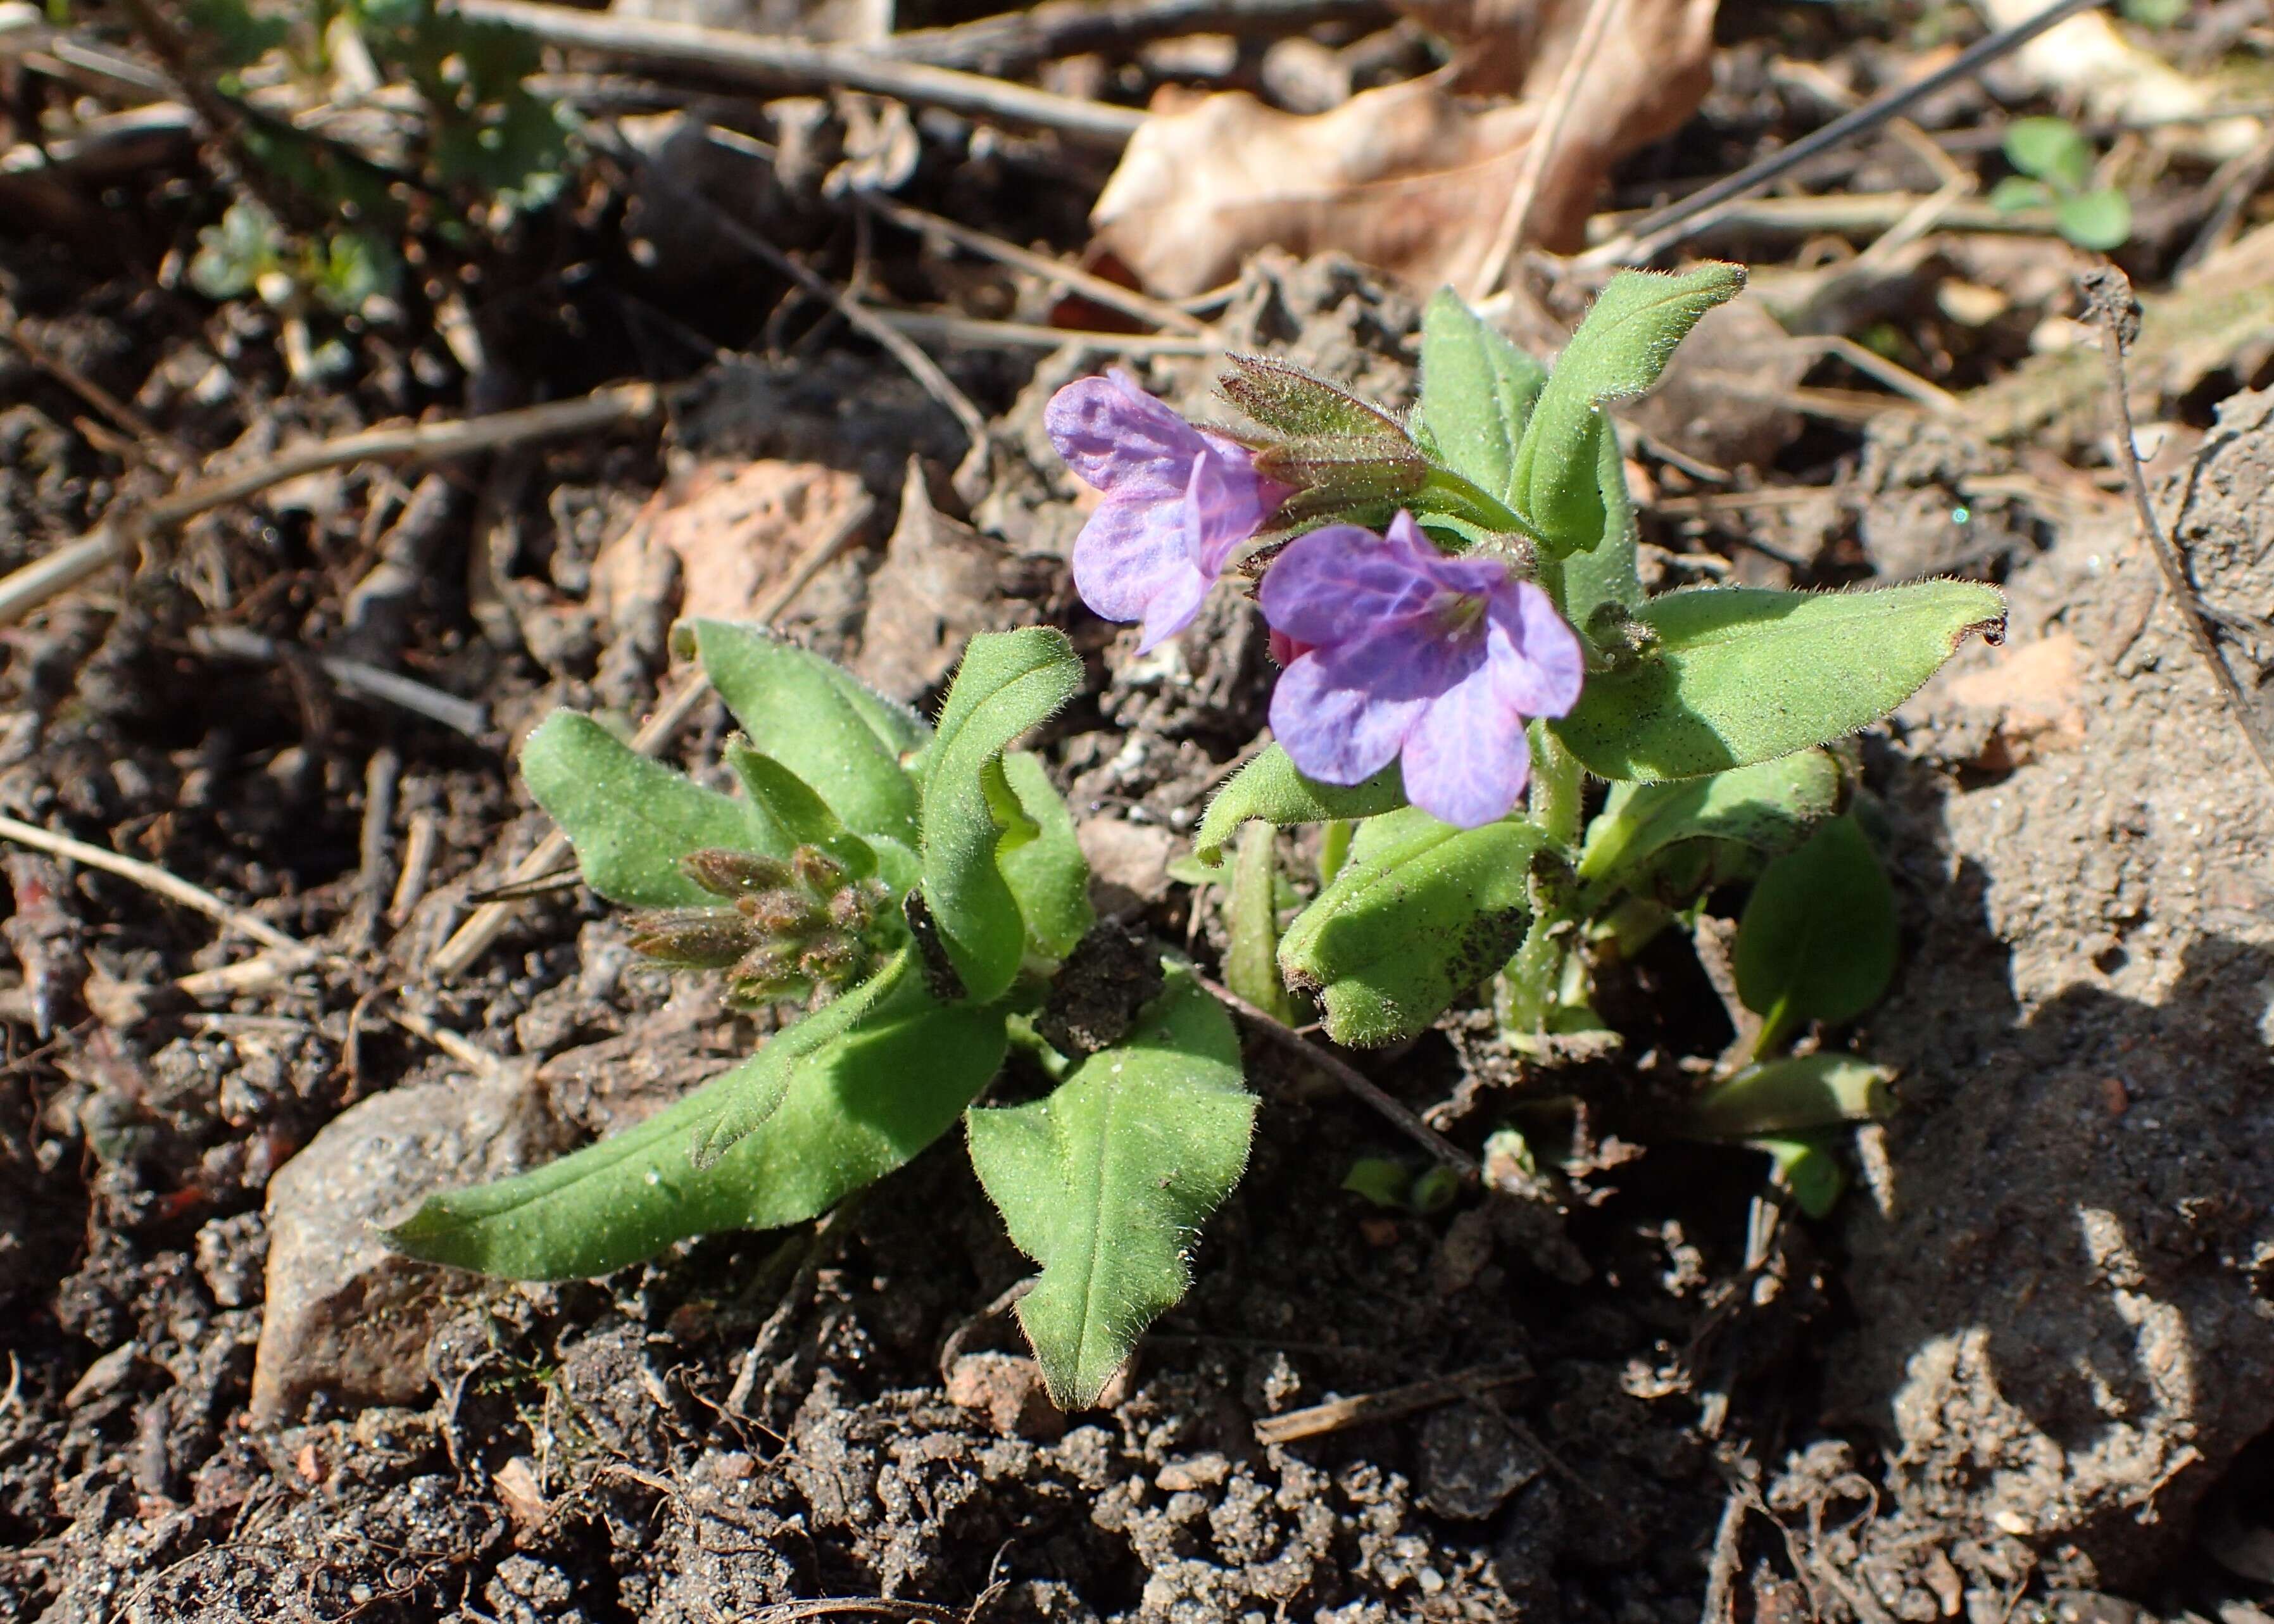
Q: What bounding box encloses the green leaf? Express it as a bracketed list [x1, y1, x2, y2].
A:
[1226, 823, 1295, 1023]
[387, 982, 1008, 1279]
[2057, 187, 2132, 252]
[1341, 1157, 1412, 1209]
[1734, 814, 1897, 1047]
[1509, 263, 1745, 554]
[1988, 175, 2055, 215]
[2004, 116, 2092, 192]
[1416, 289, 1547, 503]
[921, 629, 1083, 1001]
[998, 751, 1094, 961]
[1576, 749, 1841, 891]
[522, 711, 770, 908]
[689, 949, 922, 1168]
[188, 199, 285, 301]
[1756, 1136, 1846, 1219]
[724, 741, 877, 882]
[1559, 413, 1644, 629]
[1193, 746, 1407, 867]
[1685, 1053, 1893, 1140]
[686, 620, 927, 847]
[1279, 809, 1546, 1047]
[1552, 581, 2007, 782]
[966, 967, 1253, 1408]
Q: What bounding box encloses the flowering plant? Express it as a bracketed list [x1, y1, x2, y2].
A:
[388, 264, 2001, 1405]
[1061, 265, 2001, 1203]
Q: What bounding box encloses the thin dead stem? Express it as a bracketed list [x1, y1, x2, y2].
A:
[2078, 263, 2274, 794]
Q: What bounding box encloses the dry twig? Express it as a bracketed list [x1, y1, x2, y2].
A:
[2078, 263, 2274, 793]
[0, 813, 301, 954]
[1252, 1361, 1530, 1446]
[1471, 0, 1621, 298]
[1581, 0, 2104, 266]
[855, 191, 1210, 337]
[879, 0, 1370, 75]
[451, 0, 1146, 146]
[1195, 972, 1481, 1185]
[0, 382, 672, 627]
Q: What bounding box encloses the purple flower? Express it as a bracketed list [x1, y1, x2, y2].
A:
[1046, 371, 1291, 651]
[1259, 512, 1586, 829]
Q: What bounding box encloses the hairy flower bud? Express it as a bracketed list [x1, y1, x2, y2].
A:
[790, 846, 848, 894]
[646, 844, 903, 1006]
[741, 887, 822, 937]
[682, 848, 794, 898]
[626, 908, 755, 969]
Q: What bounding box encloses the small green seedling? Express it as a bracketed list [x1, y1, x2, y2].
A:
[1992, 116, 2132, 252]
[388, 624, 1255, 1410]
[180, 0, 572, 363]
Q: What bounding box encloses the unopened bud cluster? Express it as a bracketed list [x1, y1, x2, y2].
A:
[628, 846, 893, 1005]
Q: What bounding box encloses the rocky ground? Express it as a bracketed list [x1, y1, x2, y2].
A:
[4, 4, 2274, 1618]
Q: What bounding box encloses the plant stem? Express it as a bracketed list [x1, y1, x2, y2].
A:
[1317, 819, 1352, 888]
[1527, 726, 1583, 850]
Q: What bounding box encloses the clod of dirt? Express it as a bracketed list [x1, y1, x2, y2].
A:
[249, 1061, 569, 1427]
[1416, 1397, 1545, 1520]
[945, 1351, 1065, 1440]
[1793, 386, 2274, 1594]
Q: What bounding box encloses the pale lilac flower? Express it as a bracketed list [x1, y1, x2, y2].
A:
[1046, 371, 1291, 651]
[1260, 512, 1586, 829]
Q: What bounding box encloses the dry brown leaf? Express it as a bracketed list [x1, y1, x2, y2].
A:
[1090, 0, 1716, 296]
[1395, 0, 1715, 105]
[851, 460, 1036, 703]
[591, 459, 869, 626]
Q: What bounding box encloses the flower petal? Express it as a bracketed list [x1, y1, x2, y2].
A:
[1135, 564, 1209, 652]
[1046, 371, 1204, 500]
[1485, 580, 1587, 718]
[1072, 495, 1203, 626]
[1187, 437, 1283, 576]
[1259, 524, 1446, 647]
[1401, 665, 1531, 828]
[1387, 511, 1504, 598]
[1269, 652, 1423, 786]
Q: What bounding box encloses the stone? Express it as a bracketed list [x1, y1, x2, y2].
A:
[249, 1062, 568, 1428]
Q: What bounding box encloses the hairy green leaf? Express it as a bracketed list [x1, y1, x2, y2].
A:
[1735, 814, 1897, 1047]
[1576, 749, 1841, 891]
[921, 629, 1083, 1000]
[725, 741, 877, 882]
[1560, 415, 1644, 630]
[522, 711, 770, 908]
[689, 950, 920, 1168]
[1686, 1053, 1893, 1140]
[387, 983, 1008, 1280]
[998, 751, 1094, 961]
[1416, 290, 1547, 503]
[1280, 809, 1545, 1046]
[967, 967, 1252, 1408]
[1552, 581, 2007, 782]
[687, 620, 927, 847]
[1510, 263, 1745, 553]
[1193, 745, 1407, 867]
